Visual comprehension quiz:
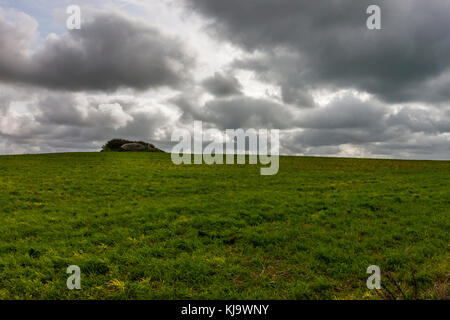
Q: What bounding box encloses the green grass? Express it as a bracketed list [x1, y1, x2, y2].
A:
[0, 152, 448, 299]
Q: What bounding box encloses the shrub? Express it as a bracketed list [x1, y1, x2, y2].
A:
[101, 139, 164, 152]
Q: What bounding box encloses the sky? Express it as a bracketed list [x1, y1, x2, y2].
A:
[0, 0, 449, 159]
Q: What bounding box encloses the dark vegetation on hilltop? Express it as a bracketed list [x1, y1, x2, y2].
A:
[101, 139, 165, 153]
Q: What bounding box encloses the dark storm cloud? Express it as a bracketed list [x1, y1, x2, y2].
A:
[0, 11, 193, 91]
[171, 94, 297, 129]
[287, 95, 391, 147]
[201, 96, 295, 129]
[34, 93, 86, 126]
[233, 52, 316, 108]
[297, 95, 387, 129]
[201, 72, 242, 97]
[185, 0, 450, 105]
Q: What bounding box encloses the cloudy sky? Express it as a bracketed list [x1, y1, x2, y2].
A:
[0, 0, 449, 159]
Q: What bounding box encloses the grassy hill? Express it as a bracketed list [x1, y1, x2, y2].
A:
[0, 152, 448, 299]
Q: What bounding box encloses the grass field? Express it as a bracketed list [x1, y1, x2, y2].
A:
[0, 152, 448, 299]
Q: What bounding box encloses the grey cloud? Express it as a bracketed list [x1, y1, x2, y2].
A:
[186, 0, 450, 104]
[2, 86, 449, 159]
[297, 95, 387, 129]
[172, 94, 297, 129]
[34, 94, 86, 126]
[280, 94, 450, 158]
[0, 11, 193, 91]
[0, 89, 173, 154]
[281, 133, 450, 160]
[351, 131, 450, 160]
[233, 52, 316, 108]
[386, 106, 450, 134]
[294, 127, 389, 147]
[201, 72, 242, 97]
[171, 89, 449, 158]
[169, 91, 204, 121]
[202, 97, 294, 129]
